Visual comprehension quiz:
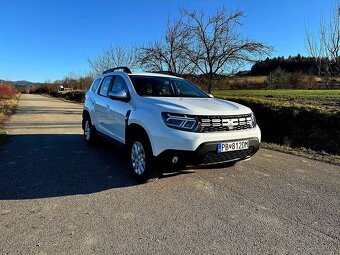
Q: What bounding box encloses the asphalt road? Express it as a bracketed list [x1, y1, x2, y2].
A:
[0, 94, 339, 254]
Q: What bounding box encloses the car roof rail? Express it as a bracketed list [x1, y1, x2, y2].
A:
[102, 66, 132, 74]
[152, 71, 177, 76]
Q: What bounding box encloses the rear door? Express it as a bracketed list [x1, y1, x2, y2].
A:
[87, 78, 102, 127]
[93, 75, 113, 135]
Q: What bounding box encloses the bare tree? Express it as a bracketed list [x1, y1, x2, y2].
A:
[305, 4, 340, 84]
[137, 17, 192, 75]
[181, 8, 273, 93]
[88, 44, 137, 75]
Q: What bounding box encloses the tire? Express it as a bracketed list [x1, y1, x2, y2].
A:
[83, 115, 97, 145]
[128, 132, 160, 183]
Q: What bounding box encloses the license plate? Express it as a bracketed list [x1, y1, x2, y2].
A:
[217, 140, 249, 153]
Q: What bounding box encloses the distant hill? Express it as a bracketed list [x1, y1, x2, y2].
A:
[0, 79, 43, 88]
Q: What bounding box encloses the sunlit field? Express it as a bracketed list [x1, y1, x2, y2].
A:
[214, 89, 340, 113]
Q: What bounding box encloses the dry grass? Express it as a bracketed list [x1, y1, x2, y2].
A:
[230, 76, 267, 83]
[0, 92, 19, 146]
[207, 75, 326, 90]
[0, 98, 19, 124]
[261, 142, 340, 166]
[211, 76, 267, 90]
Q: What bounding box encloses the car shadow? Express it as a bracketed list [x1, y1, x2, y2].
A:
[0, 134, 137, 200]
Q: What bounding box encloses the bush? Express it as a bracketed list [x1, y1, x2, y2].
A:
[0, 84, 18, 99]
[30, 76, 93, 96]
[61, 90, 85, 102]
[266, 68, 318, 89]
[267, 68, 291, 88]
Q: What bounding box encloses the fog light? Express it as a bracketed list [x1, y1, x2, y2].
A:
[172, 156, 179, 164]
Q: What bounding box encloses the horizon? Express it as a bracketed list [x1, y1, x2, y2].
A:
[0, 0, 333, 83]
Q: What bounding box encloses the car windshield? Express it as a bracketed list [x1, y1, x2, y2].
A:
[129, 75, 209, 98]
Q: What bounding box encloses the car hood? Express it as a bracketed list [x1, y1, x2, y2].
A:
[138, 97, 252, 115]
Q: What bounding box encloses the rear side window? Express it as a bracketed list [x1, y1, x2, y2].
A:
[91, 78, 101, 93]
[98, 76, 113, 96]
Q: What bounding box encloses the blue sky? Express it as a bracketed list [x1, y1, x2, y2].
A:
[0, 0, 333, 82]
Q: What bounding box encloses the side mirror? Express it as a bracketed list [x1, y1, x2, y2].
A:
[208, 93, 214, 98]
[108, 90, 130, 102]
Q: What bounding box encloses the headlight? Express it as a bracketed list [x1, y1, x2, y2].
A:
[251, 112, 257, 127]
[161, 112, 198, 131]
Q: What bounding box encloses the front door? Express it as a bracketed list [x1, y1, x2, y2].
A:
[106, 75, 131, 143]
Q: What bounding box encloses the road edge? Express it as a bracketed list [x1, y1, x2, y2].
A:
[261, 142, 340, 166]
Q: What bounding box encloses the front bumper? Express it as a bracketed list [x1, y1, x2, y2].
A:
[149, 124, 261, 156]
[156, 137, 260, 168]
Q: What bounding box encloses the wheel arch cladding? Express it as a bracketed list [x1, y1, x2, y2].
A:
[126, 123, 153, 154]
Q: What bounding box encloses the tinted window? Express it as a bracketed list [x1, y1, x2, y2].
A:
[91, 78, 101, 93]
[130, 76, 208, 98]
[98, 76, 113, 96]
[172, 79, 204, 97]
[111, 76, 128, 93]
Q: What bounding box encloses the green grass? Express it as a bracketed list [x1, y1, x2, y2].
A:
[213, 89, 340, 114]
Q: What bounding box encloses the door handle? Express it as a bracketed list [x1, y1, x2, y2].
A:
[106, 105, 110, 110]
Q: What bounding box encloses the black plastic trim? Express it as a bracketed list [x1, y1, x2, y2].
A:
[102, 66, 132, 74]
[96, 130, 126, 148]
[156, 138, 260, 167]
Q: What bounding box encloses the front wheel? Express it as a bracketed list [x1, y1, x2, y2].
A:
[129, 133, 159, 183]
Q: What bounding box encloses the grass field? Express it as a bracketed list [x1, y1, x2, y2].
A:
[213, 89, 340, 114]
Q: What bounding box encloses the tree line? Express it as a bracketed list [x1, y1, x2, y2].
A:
[250, 55, 321, 76]
[252, 4, 340, 86]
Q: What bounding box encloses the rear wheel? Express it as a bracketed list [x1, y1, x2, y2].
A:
[129, 132, 159, 183]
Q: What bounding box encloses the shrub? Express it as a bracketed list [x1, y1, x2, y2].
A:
[0, 84, 18, 99]
[267, 68, 291, 88]
[266, 68, 317, 89]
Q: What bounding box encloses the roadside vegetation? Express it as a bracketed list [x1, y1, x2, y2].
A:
[261, 142, 340, 166]
[214, 89, 340, 155]
[0, 83, 19, 146]
[28, 75, 92, 103]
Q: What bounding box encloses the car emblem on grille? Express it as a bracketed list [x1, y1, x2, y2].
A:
[223, 118, 239, 129]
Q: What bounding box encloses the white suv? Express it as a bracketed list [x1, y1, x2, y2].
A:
[82, 67, 261, 182]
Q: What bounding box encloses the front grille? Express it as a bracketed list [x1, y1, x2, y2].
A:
[197, 114, 253, 132]
[200, 147, 254, 164]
